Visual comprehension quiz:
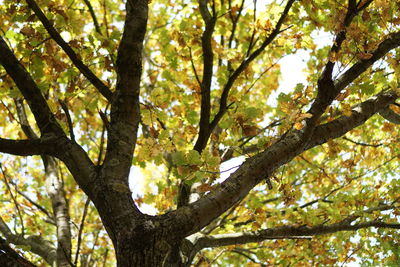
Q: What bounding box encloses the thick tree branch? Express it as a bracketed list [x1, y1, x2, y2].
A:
[307, 90, 399, 149]
[96, 0, 149, 234]
[193, 220, 400, 251]
[43, 158, 72, 266]
[0, 217, 56, 265]
[335, 31, 400, 92]
[379, 105, 400, 124]
[0, 236, 37, 267]
[0, 37, 64, 136]
[193, 0, 217, 152]
[25, 0, 113, 102]
[170, 90, 398, 237]
[0, 138, 53, 156]
[104, 0, 147, 170]
[308, 0, 374, 120]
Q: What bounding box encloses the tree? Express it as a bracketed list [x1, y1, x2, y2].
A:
[0, 0, 399, 265]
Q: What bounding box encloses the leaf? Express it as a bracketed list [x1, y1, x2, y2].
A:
[341, 103, 352, 116]
[20, 26, 35, 36]
[356, 52, 373, 60]
[187, 150, 201, 165]
[197, 183, 213, 193]
[359, 83, 375, 95]
[335, 89, 350, 101]
[294, 122, 304, 130]
[381, 122, 395, 132]
[242, 125, 258, 136]
[172, 151, 187, 166]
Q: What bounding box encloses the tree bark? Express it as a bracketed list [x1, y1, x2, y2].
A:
[113, 231, 185, 267]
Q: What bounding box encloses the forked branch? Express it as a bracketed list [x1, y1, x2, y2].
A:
[308, 0, 374, 120]
[25, 0, 113, 101]
[171, 89, 399, 236]
[210, 0, 296, 132]
[0, 37, 64, 136]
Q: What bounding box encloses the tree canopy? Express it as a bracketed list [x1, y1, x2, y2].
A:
[0, 0, 400, 266]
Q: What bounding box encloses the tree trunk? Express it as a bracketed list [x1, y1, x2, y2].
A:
[115, 236, 185, 267]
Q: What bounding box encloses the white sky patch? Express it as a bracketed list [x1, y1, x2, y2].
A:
[60, 31, 71, 42]
[218, 156, 245, 182]
[267, 50, 309, 107]
[137, 203, 158, 215]
[129, 166, 159, 215]
[129, 166, 146, 197]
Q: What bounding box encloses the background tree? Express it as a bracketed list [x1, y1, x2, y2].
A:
[0, 0, 400, 266]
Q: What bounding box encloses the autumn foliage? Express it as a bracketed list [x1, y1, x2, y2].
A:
[0, 0, 400, 266]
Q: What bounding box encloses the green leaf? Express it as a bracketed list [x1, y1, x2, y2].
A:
[171, 151, 187, 166]
[187, 150, 201, 165]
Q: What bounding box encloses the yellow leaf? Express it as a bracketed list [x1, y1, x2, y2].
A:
[294, 122, 304, 130]
[341, 103, 352, 116]
[392, 87, 400, 97]
[389, 104, 400, 113]
[296, 113, 312, 121]
[382, 122, 394, 132]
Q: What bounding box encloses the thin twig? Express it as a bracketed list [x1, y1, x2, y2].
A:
[82, 0, 102, 34]
[101, 248, 109, 267]
[58, 99, 75, 141]
[74, 197, 91, 265]
[0, 164, 25, 235]
[8, 179, 53, 221]
[343, 136, 383, 147]
[189, 47, 202, 88]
